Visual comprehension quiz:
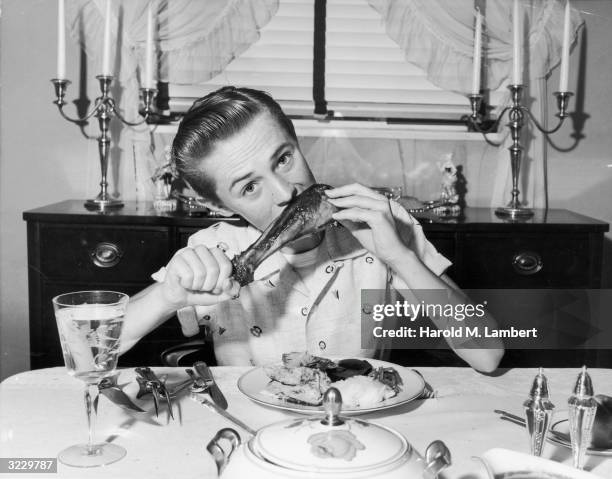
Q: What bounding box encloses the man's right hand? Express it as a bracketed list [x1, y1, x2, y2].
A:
[161, 245, 240, 308]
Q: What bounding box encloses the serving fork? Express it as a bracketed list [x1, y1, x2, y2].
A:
[135, 367, 176, 419]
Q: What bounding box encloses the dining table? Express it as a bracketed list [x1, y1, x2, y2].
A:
[1, 366, 611, 479]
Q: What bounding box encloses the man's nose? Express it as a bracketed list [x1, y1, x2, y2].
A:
[271, 178, 297, 206]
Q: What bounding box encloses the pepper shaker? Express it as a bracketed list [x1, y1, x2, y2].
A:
[523, 367, 555, 456]
[568, 365, 597, 470]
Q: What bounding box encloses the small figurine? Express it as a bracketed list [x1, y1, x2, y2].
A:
[433, 154, 461, 217]
[151, 146, 178, 212]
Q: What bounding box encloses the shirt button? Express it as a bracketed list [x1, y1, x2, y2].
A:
[203, 315, 211, 321]
[365, 256, 374, 264]
[301, 307, 309, 316]
[216, 242, 229, 252]
[250, 326, 262, 337]
[318, 340, 327, 350]
[325, 265, 334, 273]
[362, 303, 373, 314]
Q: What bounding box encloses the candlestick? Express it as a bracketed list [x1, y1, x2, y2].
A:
[57, 0, 66, 80]
[51, 77, 157, 210]
[463, 87, 573, 219]
[471, 8, 482, 95]
[144, 1, 155, 89]
[512, 0, 522, 85]
[559, 0, 571, 92]
[101, 0, 112, 76]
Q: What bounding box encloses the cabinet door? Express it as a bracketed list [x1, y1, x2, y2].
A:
[460, 233, 591, 288]
[39, 224, 170, 282]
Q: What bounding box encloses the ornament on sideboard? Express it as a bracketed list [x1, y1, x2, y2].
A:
[52, 0, 159, 211]
[433, 155, 462, 217]
[464, 1, 574, 219]
[151, 146, 178, 212]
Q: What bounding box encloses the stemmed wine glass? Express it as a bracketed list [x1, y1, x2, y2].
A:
[52, 290, 129, 467]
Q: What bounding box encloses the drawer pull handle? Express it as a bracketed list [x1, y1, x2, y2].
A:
[91, 242, 123, 268]
[512, 251, 543, 275]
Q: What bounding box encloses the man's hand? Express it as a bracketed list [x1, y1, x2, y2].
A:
[325, 183, 416, 266]
[162, 245, 240, 309]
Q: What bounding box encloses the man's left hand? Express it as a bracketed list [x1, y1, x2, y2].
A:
[325, 183, 415, 266]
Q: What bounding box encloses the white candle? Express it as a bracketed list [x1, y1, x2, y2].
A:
[144, 1, 155, 89]
[512, 0, 522, 85]
[559, 0, 571, 92]
[471, 8, 483, 95]
[57, 0, 66, 79]
[101, 0, 112, 76]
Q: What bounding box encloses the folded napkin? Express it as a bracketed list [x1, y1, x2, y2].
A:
[479, 448, 605, 479]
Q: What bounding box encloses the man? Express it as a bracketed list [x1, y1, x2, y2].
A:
[121, 86, 504, 372]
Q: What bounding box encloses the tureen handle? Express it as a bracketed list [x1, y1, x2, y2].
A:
[423, 440, 452, 479]
[206, 428, 241, 475]
[321, 387, 344, 426]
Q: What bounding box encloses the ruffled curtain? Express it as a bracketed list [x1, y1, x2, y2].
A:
[367, 0, 583, 209]
[65, 0, 278, 201]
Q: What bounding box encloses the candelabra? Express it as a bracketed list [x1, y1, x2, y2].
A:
[465, 85, 572, 219]
[51, 75, 156, 210]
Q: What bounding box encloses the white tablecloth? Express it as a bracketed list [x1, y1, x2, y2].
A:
[1, 367, 611, 478]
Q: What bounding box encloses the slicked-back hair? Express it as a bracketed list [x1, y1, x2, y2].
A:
[171, 86, 297, 204]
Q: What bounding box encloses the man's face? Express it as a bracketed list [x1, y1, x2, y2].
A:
[199, 111, 316, 231]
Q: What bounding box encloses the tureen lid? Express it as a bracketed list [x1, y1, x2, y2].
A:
[252, 388, 410, 473]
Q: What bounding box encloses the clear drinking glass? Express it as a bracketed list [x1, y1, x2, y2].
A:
[52, 290, 129, 467]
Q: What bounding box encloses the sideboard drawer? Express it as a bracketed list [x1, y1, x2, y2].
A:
[461, 233, 590, 287]
[39, 224, 171, 282]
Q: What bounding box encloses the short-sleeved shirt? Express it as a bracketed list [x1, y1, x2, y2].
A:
[152, 203, 451, 366]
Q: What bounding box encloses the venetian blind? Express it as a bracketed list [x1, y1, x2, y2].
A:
[168, 0, 314, 116]
[167, 0, 501, 122]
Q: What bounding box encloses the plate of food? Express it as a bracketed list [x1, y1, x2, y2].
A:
[547, 420, 612, 457]
[544, 395, 612, 456]
[237, 352, 426, 415]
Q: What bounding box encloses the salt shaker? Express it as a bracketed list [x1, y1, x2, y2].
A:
[523, 367, 555, 456]
[568, 365, 597, 470]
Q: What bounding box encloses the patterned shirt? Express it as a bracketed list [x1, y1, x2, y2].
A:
[152, 203, 451, 366]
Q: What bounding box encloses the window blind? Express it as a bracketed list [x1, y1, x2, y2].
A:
[168, 0, 314, 117]
[167, 0, 503, 123]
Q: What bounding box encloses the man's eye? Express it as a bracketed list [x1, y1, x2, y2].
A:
[277, 153, 292, 167]
[242, 182, 257, 195]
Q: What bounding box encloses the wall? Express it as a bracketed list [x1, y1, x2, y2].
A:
[1, 0, 611, 380]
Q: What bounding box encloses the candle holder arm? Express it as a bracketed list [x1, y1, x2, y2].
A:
[463, 106, 511, 147]
[107, 99, 149, 127]
[522, 106, 566, 135]
[55, 97, 104, 125]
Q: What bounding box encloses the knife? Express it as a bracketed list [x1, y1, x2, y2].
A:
[193, 361, 228, 410]
[98, 376, 145, 413]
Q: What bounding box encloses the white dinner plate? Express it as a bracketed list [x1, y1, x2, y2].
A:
[547, 419, 612, 457]
[237, 358, 425, 415]
[479, 448, 603, 479]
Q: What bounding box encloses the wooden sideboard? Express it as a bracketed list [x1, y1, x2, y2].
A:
[24, 201, 609, 369]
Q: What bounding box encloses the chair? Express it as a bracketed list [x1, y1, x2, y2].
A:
[160, 326, 217, 367]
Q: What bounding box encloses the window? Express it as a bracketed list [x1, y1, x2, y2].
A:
[160, 0, 504, 136]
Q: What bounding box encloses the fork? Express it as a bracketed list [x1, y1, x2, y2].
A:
[135, 367, 175, 419]
[494, 409, 571, 443]
[411, 369, 436, 399]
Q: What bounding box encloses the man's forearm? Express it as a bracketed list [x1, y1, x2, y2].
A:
[119, 282, 178, 354]
[388, 247, 504, 372]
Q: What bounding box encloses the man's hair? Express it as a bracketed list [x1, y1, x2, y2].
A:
[172, 86, 297, 204]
